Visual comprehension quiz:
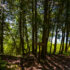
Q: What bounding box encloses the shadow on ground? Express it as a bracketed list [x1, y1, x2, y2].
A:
[1, 54, 70, 70]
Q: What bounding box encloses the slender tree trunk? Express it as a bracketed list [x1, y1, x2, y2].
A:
[53, 26, 58, 54]
[58, 1, 64, 54]
[61, 27, 65, 53]
[59, 38, 62, 54]
[0, 14, 1, 53]
[69, 41, 70, 46]
[65, 28, 69, 52]
[32, 0, 35, 54]
[19, 12, 24, 55]
[50, 30, 54, 54]
[25, 24, 30, 54]
[65, 0, 69, 53]
[0, 7, 2, 54]
[0, 0, 5, 54]
[19, 0, 25, 70]
[19, 0, 25, 56]
[35, 0, 37, 56]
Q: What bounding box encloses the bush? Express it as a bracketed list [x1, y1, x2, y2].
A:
[0, 57, 7, 70]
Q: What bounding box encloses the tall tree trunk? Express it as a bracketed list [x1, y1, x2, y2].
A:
[65, 0, 69, 53]
[32, 0, 35, 54]
[0, 0, 5, 54]
[25, 24, 30, 54]
[61, 27, 65, 53]
[0, 7, 2, 54]
[19, 0, 25, 70]
[19, 0, 25, 56]
[0, 10, 1, 53]
[19, 12, 24, 55]
[58, 0, 64, 54]
[35, 0, 37, 56]
[65, 27, 69, 52]
[41, 0, 49, 58]
[50, 30, 54, 54]
[53, 26, 58, 54]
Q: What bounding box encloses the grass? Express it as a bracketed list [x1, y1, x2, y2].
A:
[47, 42, 70, 55]
[3, 42, 70, 56]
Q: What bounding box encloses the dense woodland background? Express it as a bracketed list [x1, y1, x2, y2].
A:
[0, 0, 70, 70]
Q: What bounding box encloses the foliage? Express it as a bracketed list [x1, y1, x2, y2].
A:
[0, 57, 7, 70]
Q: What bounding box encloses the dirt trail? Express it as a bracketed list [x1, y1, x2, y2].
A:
[1, 54, 70, 70]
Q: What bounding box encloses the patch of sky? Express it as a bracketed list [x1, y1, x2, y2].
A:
[49, 31, 70, 44]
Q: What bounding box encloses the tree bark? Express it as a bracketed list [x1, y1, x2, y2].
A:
[25, 24, 30, 54]
[65, 0, 69, 53]
[19, 0, 25, 56]
[41, 0, 49, 58]
[32, 0, 35, 54]
[0, 0, 5, 54]
[35, 0, 37, 56]
[53, 26, 58, 54]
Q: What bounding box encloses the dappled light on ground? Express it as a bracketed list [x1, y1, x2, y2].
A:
[1, 54, 70, 70]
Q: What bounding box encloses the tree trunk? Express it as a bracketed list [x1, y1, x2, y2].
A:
[0, 0, 5, 54]
[61, 27, 65, 53]
[65, 0, 69, 53]
[50, 30, 54, 54]
[32, 0, 35, 54]
[65, 28, 69, 53]
[19, 0, 25, 56]
[35, 0, 37, 56]
[53, 26, 58, 54]
[41, 0, 49, 58]
[25, 24, 30, 54]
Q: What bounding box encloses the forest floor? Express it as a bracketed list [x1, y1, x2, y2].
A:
[1, 54, 70, 70]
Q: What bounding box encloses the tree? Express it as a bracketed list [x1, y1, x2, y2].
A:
[35, 0, 37, 56]
[19, 0, 25, 55]
[41, 0, 49, 58]
[0, 0, 5, 54]
[65, 0, 70, 53]
[32, 0, 35, 54]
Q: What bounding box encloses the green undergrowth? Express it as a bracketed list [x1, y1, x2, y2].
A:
[3, 42, 70, 56]
[0, 57, 7, 70]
